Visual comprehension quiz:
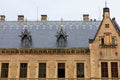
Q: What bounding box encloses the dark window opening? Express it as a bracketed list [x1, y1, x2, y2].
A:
[111, 62, 118, 78]
[101, 62, 108, 77]
[112, 38, 115, 45]
[20, 63, 27, 78]
[101, 38, 104, 45]
[39, 63, 46, 78]
[58, 63, 65, 78]
[1, 63, 9, 78]
[77, 63, 84, 78]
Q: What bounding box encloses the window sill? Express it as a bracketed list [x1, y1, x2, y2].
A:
[99, 44, 117, 48]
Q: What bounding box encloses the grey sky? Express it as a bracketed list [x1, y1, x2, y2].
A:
[0, 0, 120, 24]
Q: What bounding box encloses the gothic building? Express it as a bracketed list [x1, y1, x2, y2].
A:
[0, 6, 119, 80]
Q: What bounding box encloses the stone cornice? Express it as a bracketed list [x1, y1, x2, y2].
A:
[0, 48, 90, 55]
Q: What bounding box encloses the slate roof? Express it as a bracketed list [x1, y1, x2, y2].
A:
[0, 21, 101, 48]
[112, 18, 120, 35]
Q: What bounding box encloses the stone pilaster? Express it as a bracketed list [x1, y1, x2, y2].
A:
[28, 60, 37, 78]
[48, 61, 56, 78]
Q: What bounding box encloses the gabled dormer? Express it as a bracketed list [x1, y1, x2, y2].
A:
[19, 29, 32, 48]
[56, 19, 68, 47]
[89, 7, 120, 48]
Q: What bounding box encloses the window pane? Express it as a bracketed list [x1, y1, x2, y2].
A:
[1, 63, 9, 78]
[77, 63, 84, 78]
[20, 63, 27, 78]
[39, 63, 46, 78]
[112, 38, 115, 45]
[101, 38, 104, 45]
[111, 62, 118, 78]
[58, 63, 65, 78]
[106, 34, 110, 45]
[101, 62, 108, 77]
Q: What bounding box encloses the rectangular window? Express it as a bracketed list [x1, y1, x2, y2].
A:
[101, 38, 104, 45]
[39, 63, 46, 78]
[20, 63, 27, 78]
[111, 62, 118, 78]
[105, 24, 109, 28]
[112, 37, 115, 45]
[58, 63, 65, 78]
[101, 62, 108, 77]
[77, 63, 84, 78]
[1, 63, 9, 78]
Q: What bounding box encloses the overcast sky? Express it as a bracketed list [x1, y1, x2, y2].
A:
[0, 0, 120, 24]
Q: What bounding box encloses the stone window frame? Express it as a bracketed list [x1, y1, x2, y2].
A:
[111, 62, 118, 78]
[99, 36, 105, 45]
[111, 36, 117, 45]
[75, 60, 86, 78]
[99, 33, 117, 46]
[57, 63, 65, 78]
[76, 63, 84, 78]
[56, 60, 66, 78]
[100, 61, 119, 78]
[101, 62, 108, 77]
[38, 63, 46, 78]
[1, 63, 9, 78]
[19, 63, 28, 78]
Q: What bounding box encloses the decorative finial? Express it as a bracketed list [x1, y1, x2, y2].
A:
[105, 0, 107, 7]
[60, 18, 63, 28]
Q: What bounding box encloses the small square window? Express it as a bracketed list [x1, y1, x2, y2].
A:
[105, 24, 109, 28]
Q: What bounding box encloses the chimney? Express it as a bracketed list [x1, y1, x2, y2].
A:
[83, 14, 89, 21]
[41, 15, 47, 21]
[18, 15, 24, 22]
[103, 7, 110, 18]
[0, 15, 5, 22]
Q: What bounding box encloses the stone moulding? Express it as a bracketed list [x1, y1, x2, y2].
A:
[0, 48, 90, 55]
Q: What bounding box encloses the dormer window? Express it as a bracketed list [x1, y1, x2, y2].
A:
[19, 29, 32, 48]
[105, 24, 109, 28]
[56, 28, 68, 47]
[56, 19, 68, 47]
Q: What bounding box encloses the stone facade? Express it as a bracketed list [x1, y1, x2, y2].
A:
[0, 49, 90, 79]
[0, 7, 120, 80]
[89, 7, 120, 79]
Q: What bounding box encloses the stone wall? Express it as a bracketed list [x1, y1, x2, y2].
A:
[0, 48, 90, 78]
